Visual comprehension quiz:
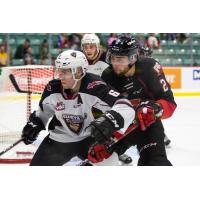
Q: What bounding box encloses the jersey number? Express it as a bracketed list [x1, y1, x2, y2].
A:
[160, 79, 169, 92]
[109, 90, 120, 97]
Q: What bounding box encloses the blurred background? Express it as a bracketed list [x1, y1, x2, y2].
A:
[0, 33, 200, 67]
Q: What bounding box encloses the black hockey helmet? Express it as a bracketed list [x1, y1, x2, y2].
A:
[106, 35, 140, 67]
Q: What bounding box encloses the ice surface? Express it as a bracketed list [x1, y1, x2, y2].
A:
[0, 95, 200, 166]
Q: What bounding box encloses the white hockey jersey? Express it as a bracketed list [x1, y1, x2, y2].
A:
[36, 73, 135, 143]
[86, 51, 109, 76]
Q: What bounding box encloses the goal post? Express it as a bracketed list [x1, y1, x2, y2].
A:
[0, 65, 54, 164]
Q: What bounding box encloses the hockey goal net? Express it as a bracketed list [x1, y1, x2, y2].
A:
[0, 65, 54, 164]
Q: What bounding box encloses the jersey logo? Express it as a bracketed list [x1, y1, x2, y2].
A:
[71, 52, 77, 57]
[87, 81, 106, 89]
[62, 113, 87, 135]
[55, 102, 65, 111]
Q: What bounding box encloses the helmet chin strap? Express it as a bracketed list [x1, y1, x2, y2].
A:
[117, 68, 130, 77]
[116, 61, 136, 77]
[71, 72, 86, 89]
[128, 63, 133, 68]
[125, 65, 136, 77]
[71, 79, 79, 89]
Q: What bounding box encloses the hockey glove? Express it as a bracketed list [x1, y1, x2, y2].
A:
[136, 101, 163, 131]
[88, 144, 112, 163]
[22, 111, 45, 145]
[90, 110, 124, 144]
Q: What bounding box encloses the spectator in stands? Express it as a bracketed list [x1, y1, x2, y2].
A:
[40, 58, 51, 65]
[146, 33, 160, 49]
[160, 33, 176, 41]
[67, 33, 82, 50]
[176, 33, 187, 43]
[167, 33, 176, 41]
[0, 44, 8, 66]
[24, 47, 34, 65]
[107, 33, 118, 46]
[15, 39, 30, 59]
[159, 33, 166, 40]
[58, 33, 69, 49]
[39, 39, 49, 63]
[123, 33, 132, 37]
[138, 35, 146, 47]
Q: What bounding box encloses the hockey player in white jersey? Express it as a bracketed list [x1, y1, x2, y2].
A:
[21, 50, 135, 166]
[81, 33, 109, 76]
[81, 33, 133, 164]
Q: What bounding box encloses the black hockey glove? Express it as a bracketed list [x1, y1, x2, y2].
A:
[22, 111, 45, 145]
[90, 110, 124, 144]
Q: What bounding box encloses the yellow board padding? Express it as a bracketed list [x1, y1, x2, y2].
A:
[1, 92, 200, 101]
[173, 92, 200, 96]
[0, 95, 41, 101]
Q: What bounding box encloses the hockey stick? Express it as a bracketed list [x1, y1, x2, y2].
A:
[77, 120, 139, 166]
[0, 138, 23, 157]
[9, 74, 42, 95]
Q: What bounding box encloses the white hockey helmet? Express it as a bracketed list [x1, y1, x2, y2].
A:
[81, 33, 100, 50]
[55, 50, 88, 87]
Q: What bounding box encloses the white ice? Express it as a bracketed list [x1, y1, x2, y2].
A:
[163, 96, 200, 166]
[0, 95, 200, 166]
[125, 96, 200, 166]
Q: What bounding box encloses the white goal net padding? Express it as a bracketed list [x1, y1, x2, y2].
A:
[0, 65, 54, 164]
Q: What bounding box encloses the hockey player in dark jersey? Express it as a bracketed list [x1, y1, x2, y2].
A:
[81, 33, 133, 164]
[138, 42, 171, 146]
[21, 49, 135, 166]
[89, 35, 177, 166]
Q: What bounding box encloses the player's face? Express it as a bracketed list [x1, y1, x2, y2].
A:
[57, 67, 83, 89]
[111, 55, 130, 75]
[83, 44, 98, 60]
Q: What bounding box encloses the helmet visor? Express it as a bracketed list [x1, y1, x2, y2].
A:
[106, 49, 138, 65]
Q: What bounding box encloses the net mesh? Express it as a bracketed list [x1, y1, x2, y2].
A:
[0, 65, 54, 164]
